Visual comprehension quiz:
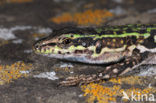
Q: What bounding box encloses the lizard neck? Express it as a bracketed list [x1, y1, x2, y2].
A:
[138, 29, 156, 53]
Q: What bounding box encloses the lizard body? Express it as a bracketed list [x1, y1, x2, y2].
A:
[33, 24, 156, 86]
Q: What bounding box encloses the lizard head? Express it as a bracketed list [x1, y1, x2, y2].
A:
[33, 30, 126, 64]
[33, 33, 98, 63]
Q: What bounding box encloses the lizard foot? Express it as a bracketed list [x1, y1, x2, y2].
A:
[59, 74, 98, 86]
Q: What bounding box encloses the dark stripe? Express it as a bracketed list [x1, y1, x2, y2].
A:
[100, 30, 114, 35]
[43, 43, 56, 47]
[138, 29, 147, 34]
[126, 28, 134, 33]
[116, 30, 124, 35]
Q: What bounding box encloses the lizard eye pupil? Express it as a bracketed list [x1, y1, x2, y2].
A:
[63, 39, 71, 44]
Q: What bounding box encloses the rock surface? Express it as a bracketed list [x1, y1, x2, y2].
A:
[0, 0, 156, 103]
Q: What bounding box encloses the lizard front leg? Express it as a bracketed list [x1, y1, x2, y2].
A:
[60, 50, 148, 86]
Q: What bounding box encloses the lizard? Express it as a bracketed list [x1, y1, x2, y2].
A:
[33, 24, 156, 86]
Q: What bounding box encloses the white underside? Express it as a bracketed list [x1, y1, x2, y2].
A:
[136, 45, 156, 53]
[42, 53, 122, 64]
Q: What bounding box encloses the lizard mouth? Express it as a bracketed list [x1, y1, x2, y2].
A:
[33, 43, 54, 54]
[33, 36, 58, 54]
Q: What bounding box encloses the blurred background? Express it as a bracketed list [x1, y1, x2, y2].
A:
[0, 0, 155, 103]
[0, 0, 156, 27]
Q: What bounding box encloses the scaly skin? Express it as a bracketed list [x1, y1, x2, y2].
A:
[33, 24, 156, 86]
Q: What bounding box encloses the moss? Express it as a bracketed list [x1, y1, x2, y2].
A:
[50, 9, 113, 26]
[0, 61, 32, 85]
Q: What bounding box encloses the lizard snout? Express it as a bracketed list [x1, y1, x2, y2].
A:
[33, 42, 42, 51]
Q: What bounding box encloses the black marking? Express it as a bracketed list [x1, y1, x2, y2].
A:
[58, 51, 61, 54]
[84, 49, 94, 54]
[131, 36, 137, 44]
[47, 43, 56, 46]
[96, 41, 102, 54]
[101, 30, 114, 35]
[125, 36, 137, 46]
[75, 50, 83, 54]
[126, 28, 134, 33]
[142, 36, 155, 49]
[100, 31, 106, 34]
[116, 30, 123, 35]
[146, 24, 155, 27]
[105, 30, 114, 35]
[96, 47, 102, 54]
[150, 30, 156, 37]
[44, 48, 46, 52]
[66, 52, 70, 54]
[138, 29, 147, 34]
[126, 37, 133, 45]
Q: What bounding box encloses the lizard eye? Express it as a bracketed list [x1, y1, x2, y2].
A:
[63, 38, 71, 44]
